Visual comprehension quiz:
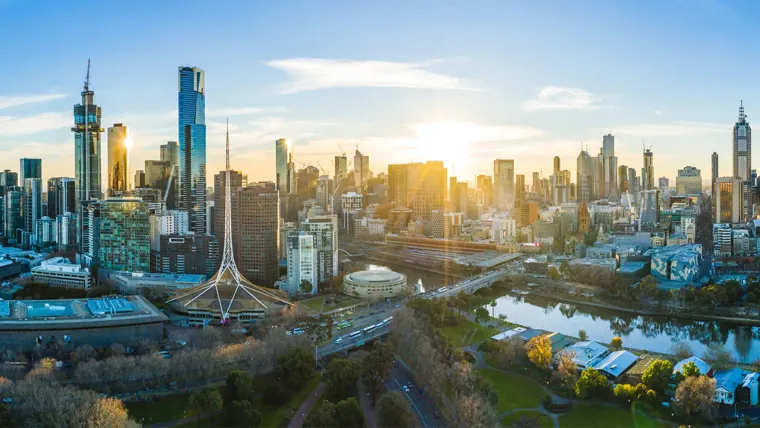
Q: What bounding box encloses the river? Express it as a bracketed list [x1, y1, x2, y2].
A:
[348, 259, 760, 363]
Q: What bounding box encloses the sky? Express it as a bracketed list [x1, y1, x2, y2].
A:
[0, 0, 757, 187]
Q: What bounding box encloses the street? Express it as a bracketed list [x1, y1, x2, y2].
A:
[384, 363, 444, 428]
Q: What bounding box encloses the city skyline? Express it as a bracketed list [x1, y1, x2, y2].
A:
[1, 1, 758, 186]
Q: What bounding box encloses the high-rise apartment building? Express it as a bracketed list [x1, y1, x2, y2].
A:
[79, 201, 101, 267]
[334, 155, 348, 182]
[354, 148, 369, 191]
[733, 102, 752, 219]
[56, 212, 78, 252]
[22, 178, 43, 246]
[107, 123, 129, 196]
[715, 177, 744, 223]
[19, 159, 41, 182]
[628, 168, 638, 197]
[134, 170, 145, 189]
[178, 66, 207, 234]
[284, 231, 317, 296]
[46, 177, 75, 219]
[643, 149, 654, 190]
[160, 141, 179, 209]
[493, 159, 515, 210]
[602, 134, 618, 198]
[98, 198, 150, 273]
[476, 175, 493, 208]
[711, 152, 719, 202]
[515, 175, 525, 202]
[301, 215, 339, 283]
[238, 182, 280, 286]
[3, 186, 22, 242]
[72, 67, 103, 205]
[275, 138, 293, 194]
[0, 170, 18, 197]
[676, 166, 702, 195]
[576, 150, 593, 203]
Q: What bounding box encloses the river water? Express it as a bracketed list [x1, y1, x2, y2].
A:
[348, 259, 760, 363]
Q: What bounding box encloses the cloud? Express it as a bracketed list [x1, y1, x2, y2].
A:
[206, 106, 288, 117]
[523, 87, 600, 111]
[264, 58, 479, 93]
[614, 121, 726, 137]
[654, 110, 664, 116]
[0, 94, 67, 109]
[0, 112, 70, 135]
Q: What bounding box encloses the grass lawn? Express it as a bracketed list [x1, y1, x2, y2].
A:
[501, 410, 553, 428]
[474, 368, 545, 413]
[254, 375, 322, 428]
[126, 391, 200, 425]
[442, 318, 498, 347]
[559, 403, 665, 428]
[299, 296, 325, 312]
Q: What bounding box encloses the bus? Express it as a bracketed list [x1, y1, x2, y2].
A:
[349, 331, 362, 340]
[292, 328, 305, 336]
[382, 316, 393, 326]
[437, 287, 448, 293]
[362, 325, 377, 335]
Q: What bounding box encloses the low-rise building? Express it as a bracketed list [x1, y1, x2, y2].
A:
[343, 269, 407, 298]
[556, 340, 608, 370]
[31, 257, 90, 289]
[673, 356, 713, 378]
[714, 367, 744, 405]
[592, 350, 638, 380]
[112, 271, 205, 296]
[648, 244, 702, 282]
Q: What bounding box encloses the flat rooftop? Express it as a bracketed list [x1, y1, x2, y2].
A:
[0, 295, 167, 330]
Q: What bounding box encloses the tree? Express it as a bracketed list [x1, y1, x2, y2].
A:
[474, 307, 489, 324]
[639, 275, 657, 296]
[323, 358, 360, 402]
[614, 383, 656, 404]
[703, 342, 732, 370]
[575, 368, 612, 399]
[678, 361, 701, 379]
[490, 300, 497, 318]
[560, 260, 570, 275]
[641, 359, 673, 394]
[487, 337, 525, 368]
[525, 335, 552, 370]
[547, 266, 560, 281]
[334, 398, 364, 428]
[578, 330, 588, 342]
[361, 341, 395, 405]
[276, 347, 314, 389]
[189, 388, 223, 426]
[377, 392, 414, 428]
[224, 400, 261, 427]
[553, 350, 578, 389]
[225, 370, 254, 402]
[670, 342, 692, 361]
[610, 336, 623, 351]
[304, 400, 336, 428]
[675, 375, 716, 422]
[300, 280, 314, 295]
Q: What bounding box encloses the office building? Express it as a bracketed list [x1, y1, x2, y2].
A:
[354, 148, 369, 191]
[99, 198, 150, 273]
[476, 175, 493, 209]
[515, 174, 525, 202]
[275, 138, 294, 194]
[19, 159, 41, 182]
[160, 141, 179, 166]
[284, 231, 317, 296]
[144, 160, 170, 194]
[151, 234, 219, 277]
[238, 182, 280, 286]
[627, 168, 639, 198]
[178, 66, 207, 235]
[639, 189, 661, 227]
[449, 177, 468, 213]
[134, 170, 145, 189]
[553, 156, 560, 175]
[643, 149, 654, 190]
[602, 134, 618, 198]
[617, 165, 629, 194]
[334, 155, 348, 182]
[160, 141, 179, 209]
[300, 215, 338, 283]
[107, 123, 129, 196]
[430, 210, 464, 239]
[46, 177, 75, 219]
[0, 170, 18, 198]
[519, 201, 539, 227]
[22, 178, 42, 247]
[734, 102, 752, 219]
[659, 177, 669, 190]
[213, 169, 246, 251]
[493, 159, 515, 210]
[31, 257, 91, 289]
[577, 150, 593, 203]
[149, 210, 189, 251]
[388, 161, 447, 220]
[35, 216, 56, 248]
[79, 201, 101, 267]
[316, 175, 330, 211]
[676, 166, 702, 195]
[716, 177, 744, 223]
[56, 212, 78, 252]
[72, 66, 103, 205]
[712, 152, 719, 201]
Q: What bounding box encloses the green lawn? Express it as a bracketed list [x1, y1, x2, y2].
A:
[299, 296, 325, 312]
[126, 391, 200, 425]
[254, 375, 322, 428]
[474, 368, 545, 413]
[442, 318, 498, 347]
[501, 410, 553, 428]
[559, 403, 665, 428]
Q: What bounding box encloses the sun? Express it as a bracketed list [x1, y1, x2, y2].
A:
[411, 121, 473, 172]
[124, 135, 133, 151]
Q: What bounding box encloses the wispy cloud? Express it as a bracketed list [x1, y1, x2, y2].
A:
[264, 58, 479, 93]
[614, 121, 726, 137]
[0, 94, 67, 109]
[654, 110, 664, 116]
[206, 106, 288, 118]
[523, 87, 600, 111]
[0, 112, 70, 135]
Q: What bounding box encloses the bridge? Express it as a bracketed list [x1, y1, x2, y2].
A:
[423, 269, 509, 299]
[317, 325, 391, 358]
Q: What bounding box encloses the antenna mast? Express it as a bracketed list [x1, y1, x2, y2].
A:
[84, 59, 91, 92]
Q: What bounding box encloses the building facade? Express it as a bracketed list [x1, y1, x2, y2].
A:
[284, 231, 317, 296]
[300, 215, 338, 284]
[98, 198, 150, 273]
[716, 177, 744, 223]
[493, 159, 515, 211]
[676, 166, 702, 195]
[238, 182, 280, 286]
[151, 234, 219, 277]
[107, 123, 129, 196]
[178, 66, 207, 234]
[72, 77, 103, 205]
[733, 102, 752, 220]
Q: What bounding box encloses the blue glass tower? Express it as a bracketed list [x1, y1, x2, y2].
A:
[178, 66, 207, 235]
[72, 62, 103, 206]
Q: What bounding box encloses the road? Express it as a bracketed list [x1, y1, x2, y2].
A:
[422, 269, 509, 299]
[385, 363, 444, 428]
[287, 382, 325, 428]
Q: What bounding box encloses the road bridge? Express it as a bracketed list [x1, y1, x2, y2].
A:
[423, 269, 509, 299]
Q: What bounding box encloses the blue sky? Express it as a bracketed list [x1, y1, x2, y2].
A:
[0, 0, 757, 185]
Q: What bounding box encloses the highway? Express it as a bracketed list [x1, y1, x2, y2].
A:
[385, 363, 444, 428]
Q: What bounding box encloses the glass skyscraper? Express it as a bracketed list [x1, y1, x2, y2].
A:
[72, 78, 103, 205]
[178, 66, 207, 235]
[98, 198, 150, 272]
[19, 158, 41, 182]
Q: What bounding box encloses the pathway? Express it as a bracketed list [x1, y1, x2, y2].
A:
[357, 381, 379, 428]
[287, 382, 325, 428]
[145, 413, 213, 428]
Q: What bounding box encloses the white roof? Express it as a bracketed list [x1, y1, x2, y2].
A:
[559, 341, 608, 367]
[673, 356, 712, 376]
[491, 327, 527, 341]
[593, 351, 638, 378]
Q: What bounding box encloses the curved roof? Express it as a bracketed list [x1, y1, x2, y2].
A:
[345, 270, 406, 283]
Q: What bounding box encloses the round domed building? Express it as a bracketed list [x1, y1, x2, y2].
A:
[343, 270, 408, 298]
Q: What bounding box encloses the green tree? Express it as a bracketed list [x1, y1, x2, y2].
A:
[188, 388, 223, 427]
[525, 335, 553, 370]
[276, 347, 315, 389]
[547, 266, 560, 281]
[578, 329, 588, 341]
[678, 361, 701, 379]
[641, 359, 673, 394]
[304, 400, 337, 428]
[675, 375, 716, 422]
[560, 260, 570, 275]
[300, 279, 314, 295]
[610, 336, 623, 351]
[639, 275, 657, 296]
[613, 383, 656, 404]
[489, 300, 497, 318]
[225, 370, 254, 402]
[323, 358, 361, 401]
[361, 341, 395, 405]
[575, 368, 612, 399]
[377, 391, 414, 428]
[335, 397, 364, 428]
[475, 307, 489, 323]
[223, 400, 261, 427]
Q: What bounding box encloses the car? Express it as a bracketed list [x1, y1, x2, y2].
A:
[395, 304, 401, 308]
[402, 385, 410, 392]
[335, 338, 343, 344]
[2, 398, 12, 404]
[407, 382, 413, 388]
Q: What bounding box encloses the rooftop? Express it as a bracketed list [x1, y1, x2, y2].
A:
[345, 270, 406, 283]
[592, 350, 639, 378]
[618, 261, 649, 273]
[714, 368, 744, 392]
[559, 341, 609, 367]
[673, 356, 712, 377]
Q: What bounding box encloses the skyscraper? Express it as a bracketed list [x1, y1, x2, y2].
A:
[733, 101, 752, 219]
[576, 150, 593, 203]
[22, 178, 42, 248]
[553, 157, 560, 175]
[275, 138, 293, 194]
[178, 66, 207, 234]
[493, 159, 515, 210]
[301, 215, 338, 283]
[47, 177, 75, 219]
[0, 170, 18, 200]
[617, 165, 628, 194]
[388, 161, 447, 220]
[99, 198, 150, 273]
[602, 134, 618, 198]
[354, 148, 369, 191]
[515, 175, 525, 202]
[716, 177, 743, 223]
[19, 159, 41, 182]
[643, 149, 654, 190]
[238, 181, 280, 286]
[213, 169, 246, 257]
[285, 231, 317, 296]
[711, 152, 719, 202]
[676, 166, 702, 195]
[334, 155, 347, 182]
[72, 62, 103, 205]
[107, 123, 128, 196]
[476, 175, 493, 208]
[160, 141, 179, 210]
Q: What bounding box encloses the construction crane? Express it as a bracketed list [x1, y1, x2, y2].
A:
[337, 144, 346, 156]
[84, 59, 91, 92]
[162, 163, 176, 212]
[316, 161, 328, 176]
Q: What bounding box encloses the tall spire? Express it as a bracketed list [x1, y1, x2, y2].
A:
[740, 100, 747, 123]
